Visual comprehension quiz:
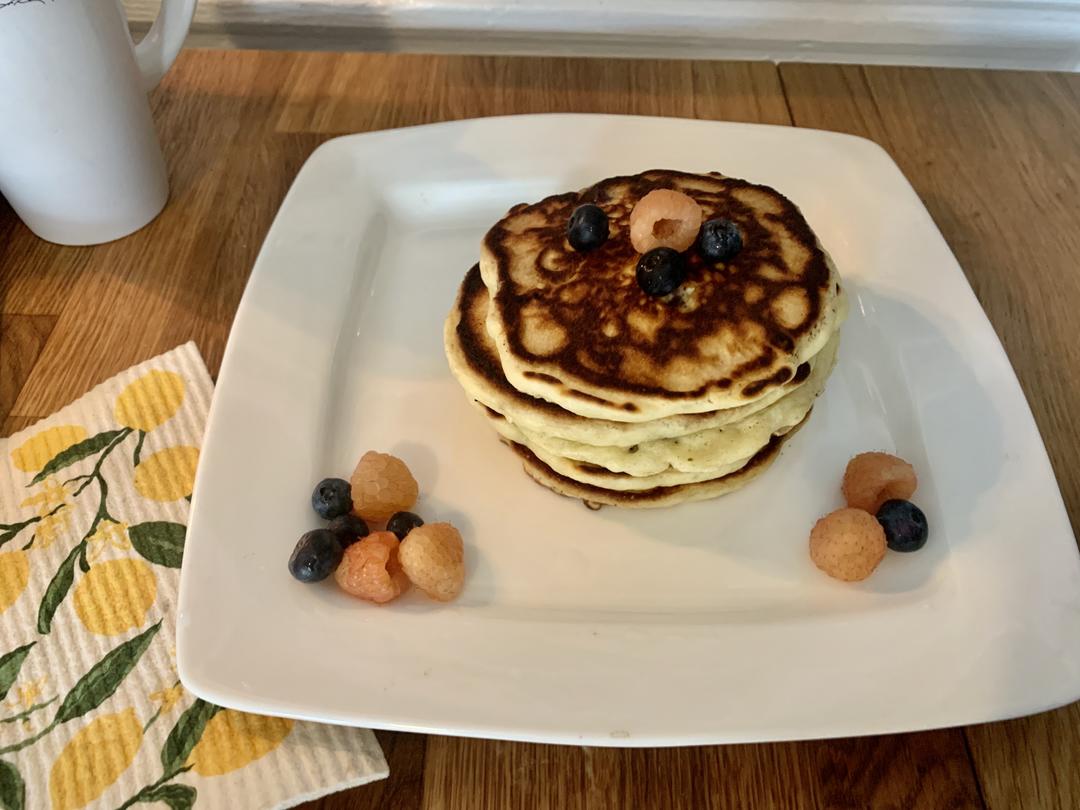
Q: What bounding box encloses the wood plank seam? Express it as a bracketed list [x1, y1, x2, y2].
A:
[961, 732, 991, 810]
[775, 68, 797, 129]
[857, 65, 899, 156]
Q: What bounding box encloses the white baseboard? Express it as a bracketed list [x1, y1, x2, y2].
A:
[126, 0, 1080, 71]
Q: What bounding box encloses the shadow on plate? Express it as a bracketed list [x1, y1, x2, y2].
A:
[579, 281, 1004, 601]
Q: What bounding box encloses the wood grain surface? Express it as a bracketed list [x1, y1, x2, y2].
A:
[2, 50, 1079, 809]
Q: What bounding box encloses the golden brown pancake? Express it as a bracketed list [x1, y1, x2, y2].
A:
[446, 169, 844, 508]
[446, 264, 829, 447]
[479, 170, 843, 421]
[507, 414, 808, 509]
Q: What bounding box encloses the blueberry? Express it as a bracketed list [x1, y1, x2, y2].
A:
[327, 514, 369, 548]
[636, 247, 686, 297]
[288, 529, 343, 582]
[567, 204, 609, 252]
[876, 499, 929, 552]
[386, 511, 424, 541]
[698, 218, 743, 262]
[311, 477, 352, 520]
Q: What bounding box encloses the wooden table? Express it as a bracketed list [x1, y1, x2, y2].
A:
[2, 50, 1079, 809]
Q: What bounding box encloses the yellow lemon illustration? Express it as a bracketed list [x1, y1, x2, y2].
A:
[114, 370, 185, 432]
[0, 551, 30, 614]
[10, 425, 87, 473]
[72, 558, 156, 636]
[133, 446, 199, 502]
[187, 710, 293, 776]
[49, 708, 143, 810]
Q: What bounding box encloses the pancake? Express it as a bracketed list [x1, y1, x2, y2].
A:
[508, 415, 808, 509]
[445, 169, 844, 509]
[478, 404, 761, 490]
[480, 170, 843, 421]
[520, 334, 837, 476]
[445, 264, 840, 447]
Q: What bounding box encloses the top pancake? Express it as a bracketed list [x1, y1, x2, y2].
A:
[445, 263, 840, 448]
[479, 170, 843, 421]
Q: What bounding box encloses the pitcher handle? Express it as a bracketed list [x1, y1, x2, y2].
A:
[133, 0, 197, 90]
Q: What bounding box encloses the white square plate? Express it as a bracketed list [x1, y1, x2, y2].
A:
[179, 114, 1080, 746]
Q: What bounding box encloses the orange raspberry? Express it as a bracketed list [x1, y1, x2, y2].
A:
[335, 531, 409, 604]
[809, 508, 886, 582]
[842, 452, 917, 513]
[350, 451, 418, 522]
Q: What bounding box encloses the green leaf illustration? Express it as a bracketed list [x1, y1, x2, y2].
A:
[1, 503, 65, 551]
[0, 644, 34, 701]
[0, 698, 55, 726]
[129, 522, 186, 569]
[30, 429, 125, 485]
[0, 528, 22, 549]
[132, 430, 147, 468]
[0, 760, 24, 810]
[138, 783, 196, 810]
[160, 699, 220, 776]
[36, 542, 83, 635]
[53, 621, 161, 725]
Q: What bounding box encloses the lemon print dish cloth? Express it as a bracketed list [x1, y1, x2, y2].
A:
[0, 342, 387, 810]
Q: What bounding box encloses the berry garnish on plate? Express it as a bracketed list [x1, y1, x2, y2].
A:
[288, 529, 344, 583]
[335, 531, 410, 604]
[809, 508, 887, 582]
[311, 477, 352, 519]
[399, 523, 466, 602]
[842, 452, 917, 514]
[386, 511, 424, 541]
[876, 499, 929, 552]
[328, 514, 370, 548]
[350, 451, 419, 522]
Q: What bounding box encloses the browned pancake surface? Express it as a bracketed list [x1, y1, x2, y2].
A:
[453, 264, 813, 443]
[482, 170, 837, 409]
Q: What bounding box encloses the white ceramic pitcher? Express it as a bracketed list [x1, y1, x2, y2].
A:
[0, 0, 196, 245]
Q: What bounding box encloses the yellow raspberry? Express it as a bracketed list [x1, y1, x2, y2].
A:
[629, 189, 703, 254]
[399, 523, 465, 602]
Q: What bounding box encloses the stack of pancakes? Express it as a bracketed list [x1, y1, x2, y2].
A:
[444, 170, 846, 508]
